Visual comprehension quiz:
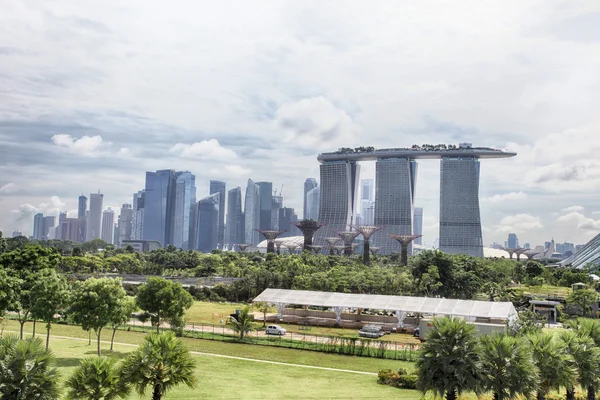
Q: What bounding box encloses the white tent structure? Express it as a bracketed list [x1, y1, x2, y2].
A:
[253, 288, 518, 328]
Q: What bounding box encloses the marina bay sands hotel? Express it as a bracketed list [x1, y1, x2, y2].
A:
[315, 143, 516, 257]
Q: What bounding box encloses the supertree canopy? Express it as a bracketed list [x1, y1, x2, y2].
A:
[293, 220, 326, 251]
[389, 234, 422, 266]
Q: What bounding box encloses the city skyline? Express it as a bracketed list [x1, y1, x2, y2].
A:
[2, 1, 600, 247]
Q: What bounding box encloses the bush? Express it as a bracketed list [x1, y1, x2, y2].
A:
[377, 368, 418, 389]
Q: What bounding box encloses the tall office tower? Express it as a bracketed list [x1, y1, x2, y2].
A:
[172, 171, 196, 250]
[524, 243, 531, 249]
[306, 186, 320, 221]
[119, 204, 133, 247]
[373, 158, 418, 254]
[303, 178, 318, 219]
[87, 191, 104, 241]
[57, 214, 84, 242]
[225, 187, 244, 250]
[439, 157, 483, 257]
[33, 213, 44, 240]
[271, 194, 283, 230]
[359, 179, 374, 225]
[132, 190, 145, 240]
[256, 182, 273, 230]
[12, 231, 22, 238]
[43, 216, 56, 240]
[77, 195, 87, 241]
[101, 208, 115, 244]
[209, 180, 226, 249]
[78, 195, 87, 218]
[279, 207, 300, 238]
[244, 179, 261, 245]
[507, 233, 518, 249]
[143, 170, 176, 247]
[195, 193, 220, 252]
[413, 207, 423, 245]
[315, 161, 361, 245]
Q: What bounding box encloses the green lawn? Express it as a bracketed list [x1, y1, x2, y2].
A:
[9, 331, 418, 399]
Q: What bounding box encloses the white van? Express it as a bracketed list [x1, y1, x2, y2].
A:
[265, 325, 287, 335]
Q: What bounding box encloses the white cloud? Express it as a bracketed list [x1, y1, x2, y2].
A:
[562, 205, 585, 212]
[208, 164, 251, 178]
[485, 191, 527, 203]
[52, 134, 104, 156]
[557, 211, 600, 230]
[10, 196, 67, 221]
[0, 183, 18, 194]
[496, 214, 544, 233]
[169, 140, 237, 160]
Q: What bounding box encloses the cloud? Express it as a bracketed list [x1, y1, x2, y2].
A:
[275, 96, 360, 149]
[169, 139, 237, 160]
[562, 205, 585, 212]
[496, 214, 544, 233]
[10, 196, 67, 221]
[557, 211, 600, 230]
[208, 164, 251, 178]
[485, 191, 527, 203]
[52, 134, 104, 155]
[0, 183, 18, 194]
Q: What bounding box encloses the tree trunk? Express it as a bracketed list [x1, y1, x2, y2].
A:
[19, 320, 25, 339]
[263, 312, 266, 327]
[32, 320, 36, 338]
[566, 387, 576, 400]
[152, 384, 162, 400]
[363, 241, 370, 265]
[96, 328, 102, 356]
[588, 386, 596, 400]
[88, 330, 91, 345]
[46, 322, 51, 350]
[110, 327, 117, 351]
[446, 390, 457, 400]
[537, 392, 546, 400]
[401, 245, 408, 267]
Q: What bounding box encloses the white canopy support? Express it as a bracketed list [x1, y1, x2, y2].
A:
[333, 306, 343, 326]
[275, 303, 286, 320]
[466, 316, 477, 322]
[395, 310, 407, 328]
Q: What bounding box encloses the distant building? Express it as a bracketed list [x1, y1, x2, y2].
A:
[523, 243, 531, 249]
[132, 190, 145, 240]
[119, 204, 133, 247]
[413, 207, 423, 245]
[225, 187, 244, 250]
[78, 195, 87, 219]
[87, 192, 104, 241]
[12, 231, 22, 238]
[360, 179, 375, 226]
[33, 213, 44, 240]
[57, 213, 85, 242]
[507, 233, 518, 249]
[271, 194, 283, 230]
[556, 242, 575, 255]
[303, 178, 318, 219]
[101, 208, 115, 244]
[209, 180, 226, 249]
[121, 240, 161, 252]
[172, 171, 196, 250]
[561, 234, 600, 269]
[195, 193, 220, 252]
[244, 179, 261, 245]
[305, 186, 320, 221]
[279, 207, 300, 238]
[143, 170, 176, 247]
[42, 216, 56, 240]
[257, 182, 273, 230]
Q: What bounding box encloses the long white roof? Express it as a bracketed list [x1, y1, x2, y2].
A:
[254, 289, 517, 320]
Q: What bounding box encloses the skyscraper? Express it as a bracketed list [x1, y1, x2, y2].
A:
[143, 170, 176, 247]
[256, 181, 273, 230]
[87, 191, 104, 241]
[373, 158, 418, 254]
[119, 204, 133, 247]
[271, 193, 283, 230]
[225, 187, 244, 249]
[78, 195, 87, 219]
[77, 194, 87, 242]
[43, 216, 56, 240]
[33, 213, 44, 240]
[279, 207, 300, 237]
[244, 179, 261, 245]
[507, 233, 518, 249]
[303, 178, 318, 219]
[173, 171, 196, 250]
[195, 193, 219, 252]
[439, 157, 483, 257]
[413, 207, 423, 245]
[209, 180, 226, 249]
[132, 190, 145, 240]
[101, 208, 115, 244]
[305, 186, 320, 221]
[315, 161, 361, 245]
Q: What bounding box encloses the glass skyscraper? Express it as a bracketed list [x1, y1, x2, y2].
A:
[439, 157, 484, 257]
[87, 191, 104, 241]
[195, 193, 220, 252]
[305, 186, 320, 221]
[132, 190, 145, 240]
[256, 181, 273, 230]
[209, 180, 226, 249]
[225, 187, 244, 249]
[143, 170, 176, 247]
[303, 178, 318, 219]
[173, 171, 196, 250]
[244, 179, 261, 245]
[413, 207, 423, 245]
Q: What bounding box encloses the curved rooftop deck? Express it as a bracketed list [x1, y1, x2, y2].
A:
[317, 147, 517, 162]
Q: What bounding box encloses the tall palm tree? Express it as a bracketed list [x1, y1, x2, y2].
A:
[66, 357, 129, 400]
[568, 318, 600, 400]
[559, 330, 600, 400]
[416, 317, 482, 400]
[0, 336, 60, 400]
[528, 333, 578, 400]
[479, 333, 538, 400]
[119, 332, 196, 400]
[229, 307, 255, 340]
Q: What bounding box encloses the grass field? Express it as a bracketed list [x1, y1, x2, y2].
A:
[3, 323, 419, 399]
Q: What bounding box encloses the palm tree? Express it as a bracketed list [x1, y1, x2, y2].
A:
[229, 306, 255, 340]
[479, 333, 538, 400]
[568, 319, 600, 400]
[119, 332, 196, 400]
[66, 357, 129, 400]
[0, 336, 60, 399]
[416, 317, 482, 400]
[559, 330, 600, 400]
[528, 333, 578, 400]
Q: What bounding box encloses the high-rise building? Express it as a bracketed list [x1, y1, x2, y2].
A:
[279, 207, 300, 237]
[209, 180, 226, 249]
[438, 157, 483, 257]
[524, 243, 531, 249]
[244, 179, 261, 245]
[305, 186, 320, 221]
[359, 179, 375, 225]
[373, 158, 418, 254]
[271, 194, 283, 230]
[132, 190, 145, 240]
[78, 195, 87, 219]
[195, 193, 220, 252]
[256, 182, 273, 230]
[119, 204, 133, 247]
[87, 191, 104, 241]
[77, 195, 87, 241]
[43, 216, 56, 240]
[303, 178, 318, 219]
[143, 170, 176, 247]
[413, 207, 423, 245]
[101, 208, 115, 244]
[33, 213, 44, 240]
[315, 161, 361, 245]
[507, 233, 518, 249]
[173, 171, 196, 250]
[57, 213, 84, 242]
[225, 187, 244, 249]
[12, 231, 22, 238]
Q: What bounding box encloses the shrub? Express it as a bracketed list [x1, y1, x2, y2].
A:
[377, 368, 418, 389]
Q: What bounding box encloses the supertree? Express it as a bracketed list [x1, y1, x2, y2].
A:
[389, 234, 422, 266]
[501, 247, 518, 259]
[523, 250, 539, 260]
[333, 245, 346, 256]
[308, 245, 323, 255]
[285, 244, 298, 254]
[515, 248, 527, 261]
[325, 237, 341, 256]
[370, 247, 381, 255]
[354, 225, 384, 264]
[293, 220, 326, 251]
[256, 229, 285, 254]
[337, 230, 360, 256]
[274, 240, 284, 255]
[234, 244, 250, 252]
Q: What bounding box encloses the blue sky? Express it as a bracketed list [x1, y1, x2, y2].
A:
[1, 0, 600, 247]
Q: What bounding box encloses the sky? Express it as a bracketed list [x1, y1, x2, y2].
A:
[1, 0, 600, 248]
